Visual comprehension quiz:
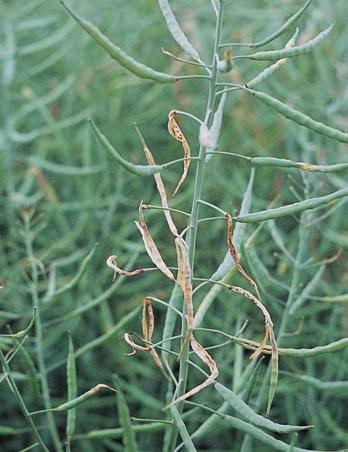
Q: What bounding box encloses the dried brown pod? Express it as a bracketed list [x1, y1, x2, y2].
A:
[168, 110, 191, 196]
[106, 255, 147, 280]
[135, 125, 178, 237]
[135, 202, 175, 281]
[166, 336, 218, 407]
[175, 237, 193, 336]
[226, 213, 260, 297]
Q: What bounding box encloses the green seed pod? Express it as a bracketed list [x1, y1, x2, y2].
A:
[247, 25, 332, 61]
[246, 28, 299, 88]
[66, 335, 77, 441]
[60, 1, 176, 83]
[215, 382, 311, 434]
[220, 0, 312, 49]
[158, 0, 202, 64]
[251, 0, 313, 48]
[244, 88, 348, 143]
[238, 187, 348, 223]
[90, 120, 164, 176]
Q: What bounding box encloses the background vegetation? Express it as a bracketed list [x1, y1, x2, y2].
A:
[1, 0, 347, 450]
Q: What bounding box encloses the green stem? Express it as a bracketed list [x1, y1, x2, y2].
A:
[168, 2, 225, 449]
[24, 217, 63, 452]
[0, 350, 49, 452]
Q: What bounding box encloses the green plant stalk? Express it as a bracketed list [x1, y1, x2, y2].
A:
[168, 2, 225, 449]
[24, 218, 63, 452]
[278, 214, 309, 340]
[240, 212, 309, 452]
[0, 349, 49, 452]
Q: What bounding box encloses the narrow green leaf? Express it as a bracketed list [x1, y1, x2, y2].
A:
[113, 376, 139, 452]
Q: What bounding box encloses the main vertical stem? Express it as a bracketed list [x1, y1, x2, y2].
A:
[169, 2, 224, 448]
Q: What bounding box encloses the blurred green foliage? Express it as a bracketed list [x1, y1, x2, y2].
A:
[0, 0, 348, 450]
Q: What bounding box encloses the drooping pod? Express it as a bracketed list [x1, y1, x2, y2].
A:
[244, 88, 348, 144]
[89, 120, 164, 176]
[243, 25, 332, 62]
[210, 169, 255, 281]
[60, 1, 176, 83]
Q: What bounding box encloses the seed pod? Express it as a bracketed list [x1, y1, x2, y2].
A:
[167, 336, 218, 407]
[246, 25, 332, 61]
[90, 120, 164, 176]
[249, 156, 348, 173]
[175, 237, 193, 334]
[238, 187, 348, 223]
[135, 125, 178, 236]
[267, 327, 279, 414]
[168, 110, 191, 195]
[66, 335, 77, 442]
[135, 202, 175, 281]
[221, 0, 312, 49]
[211, 169, 255, 281]
[158, 0, 202, 63]
[252, 0, 312, 48]
[215, 382, 311, 434]
[106, 255, 148, 279]
[54, 384, 115, 412]
[244, 88, 348, 143]
[60, 1, 176, 83]
[142, 298, 169, 379]
[246, 28, 299, 89]
[226, 214, 260, 297]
